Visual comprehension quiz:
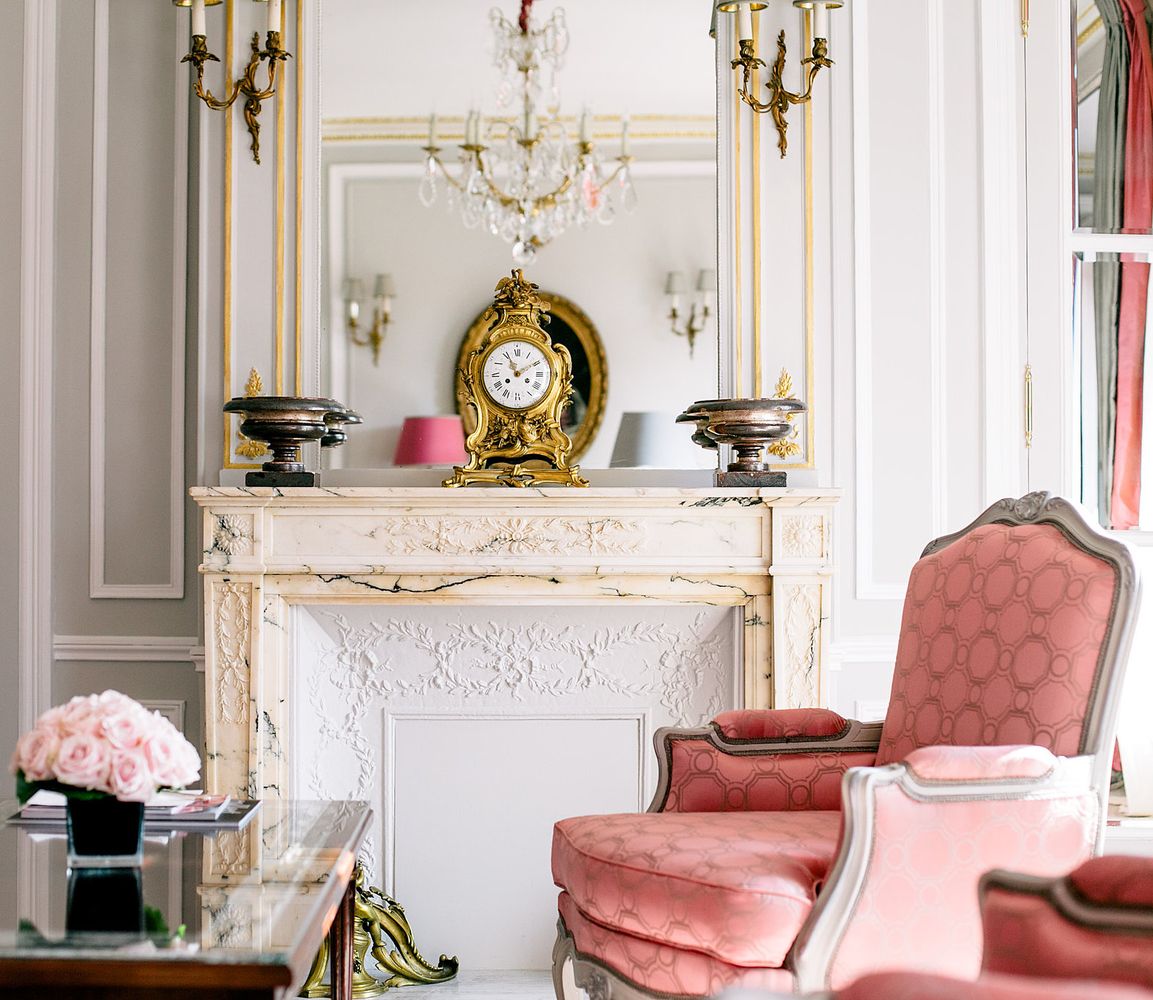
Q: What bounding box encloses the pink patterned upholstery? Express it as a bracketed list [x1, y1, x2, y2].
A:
[833, 971, 1153, 1000]
[552, 495, 1138, 1000]
[558, 893, 795, 997]
[981, 861, 1153, 991]
[663, 739, 876, 812]
[876, 522, 1117, 766]
[552, 810, 841, 966]
[714, 708, 849, 740]
[903, 744, 1056, 783]
[827, 781, 1098, 988]
[1068, 854, 1153, 908]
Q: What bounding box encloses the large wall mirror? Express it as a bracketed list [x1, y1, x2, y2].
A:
[319, 0, 718, 471]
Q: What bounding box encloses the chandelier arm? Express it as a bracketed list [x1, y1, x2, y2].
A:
[424, 150, 468, 193]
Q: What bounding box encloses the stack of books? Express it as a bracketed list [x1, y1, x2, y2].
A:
[14, 790, 260, 830]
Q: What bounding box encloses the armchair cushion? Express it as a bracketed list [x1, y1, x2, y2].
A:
[903, 745, 1057, 783]
[714, 708, 849, 741]
[558, 892, 796, 997]
[552, 810, 841, 967]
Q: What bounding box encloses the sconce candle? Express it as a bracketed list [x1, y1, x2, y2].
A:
[191, 0, 206, 37]
[621, 115, 631, 156]
[428, 113, 438, 146]
[266, 0, 282, 33]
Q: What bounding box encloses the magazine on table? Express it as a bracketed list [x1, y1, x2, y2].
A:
[9, 791, 261, 829]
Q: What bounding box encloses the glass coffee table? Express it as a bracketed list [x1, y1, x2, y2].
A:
[0, 799, 370, 999]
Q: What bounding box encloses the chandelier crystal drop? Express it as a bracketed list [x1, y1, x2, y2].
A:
[419, 0, 637, 264]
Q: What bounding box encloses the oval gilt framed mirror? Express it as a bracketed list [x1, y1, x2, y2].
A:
[454, 290, 607, 462]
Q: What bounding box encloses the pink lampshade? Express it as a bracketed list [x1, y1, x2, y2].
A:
[393, 416, 468, 466]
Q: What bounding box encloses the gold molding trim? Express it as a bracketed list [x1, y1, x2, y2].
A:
[294, 0, 303, 395]
[733, 41, 744, 399]
[274, 0, 285, 395]
[751, 17, 763, 398]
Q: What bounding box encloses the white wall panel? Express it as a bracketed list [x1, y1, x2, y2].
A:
[828, 0, 1024, 713]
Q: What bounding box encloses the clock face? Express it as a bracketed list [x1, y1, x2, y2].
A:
[481, 340, 552, 409]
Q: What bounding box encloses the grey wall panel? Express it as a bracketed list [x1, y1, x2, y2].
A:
[1, 0, 24, 773]
[53, 0, 201, 637]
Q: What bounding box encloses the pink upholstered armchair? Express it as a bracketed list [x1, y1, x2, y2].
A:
[551, 493, 1141, 998]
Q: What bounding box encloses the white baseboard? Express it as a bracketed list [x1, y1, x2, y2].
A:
[53, 635, 200, 663]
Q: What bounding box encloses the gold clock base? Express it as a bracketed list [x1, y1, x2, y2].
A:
[444, 462, 589, 488]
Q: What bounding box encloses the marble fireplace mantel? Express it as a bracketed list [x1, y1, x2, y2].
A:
[192, 486, 842, 800]
[192, 485, 841, 967]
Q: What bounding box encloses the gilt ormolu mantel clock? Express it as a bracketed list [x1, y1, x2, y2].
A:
[445, 270, 589, 488]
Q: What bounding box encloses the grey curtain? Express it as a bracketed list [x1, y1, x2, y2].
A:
[1093, 0, 1128, 527]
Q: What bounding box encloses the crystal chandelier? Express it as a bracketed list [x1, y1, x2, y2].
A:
[418, 0, 637, 264]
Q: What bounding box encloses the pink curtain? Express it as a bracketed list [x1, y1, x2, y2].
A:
[1112, 0, 1153, 528]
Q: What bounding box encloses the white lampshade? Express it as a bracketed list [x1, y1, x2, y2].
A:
[610, 412, 713, 469]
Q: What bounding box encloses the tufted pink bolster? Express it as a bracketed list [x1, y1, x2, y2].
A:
[1068, 855, 1153, 909]
[713, 708, 849, 741]
[903, 745, 1057, 783]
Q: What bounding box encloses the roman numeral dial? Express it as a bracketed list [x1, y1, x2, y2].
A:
[481, 340, 552, 409]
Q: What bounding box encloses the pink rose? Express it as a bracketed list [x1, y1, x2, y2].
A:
[109, 749, 154, 803]
[102, 707, 149, 750]
[11, 725, 60, 781]
[53, 732, 112, 793]
[142, 731, 181, 787]
[173, 738, 201, 786]
[59, 696, 102, 737]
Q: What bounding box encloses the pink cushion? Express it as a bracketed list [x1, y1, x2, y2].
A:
[877, 522, 1117, 766]
[836, 971, 1153, 1000]
[557, 892, 795, 997]
[713, 708, 849, 740]
[904, 745, 1056, 783]
[1069, 855, 1153, 909]
[552, 810, 841, 967]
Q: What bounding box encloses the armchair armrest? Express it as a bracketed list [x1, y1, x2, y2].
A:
[648, 711, 882, 814]
[979, 856, 1153, 990]
[791, 753, 1100, 993]
[714, 708, 855, 741]
[903, 745, 1057, 783]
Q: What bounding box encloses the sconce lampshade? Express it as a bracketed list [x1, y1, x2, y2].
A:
[610, 411, 714, 469]
[172, 0, 223, 6]
[393, 416, 467, 466]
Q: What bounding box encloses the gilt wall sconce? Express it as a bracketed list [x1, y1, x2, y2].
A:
[344, 274, 396, 366]
[717, 0, 842, 158]
[174, 0, 291, 164]
[665, 270, 715, 357]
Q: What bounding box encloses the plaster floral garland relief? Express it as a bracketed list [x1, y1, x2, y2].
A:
[300, 608, 732, 824]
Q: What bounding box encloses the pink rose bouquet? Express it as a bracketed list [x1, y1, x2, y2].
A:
[10, 690, 200, 804]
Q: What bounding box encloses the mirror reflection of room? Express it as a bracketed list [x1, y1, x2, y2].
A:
[321, 0, 717, 470]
